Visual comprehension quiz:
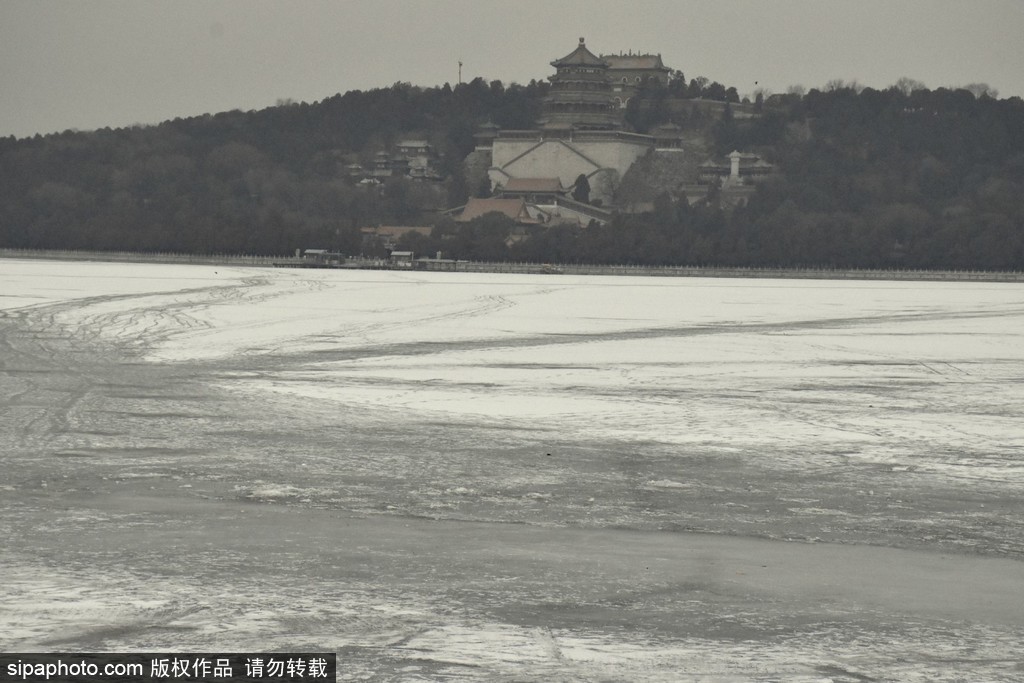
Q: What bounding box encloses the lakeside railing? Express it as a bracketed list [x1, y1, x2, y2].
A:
[3, 248, 1023, 282]
[0, 248, 299, 267]
[410, 260, 1024, 282]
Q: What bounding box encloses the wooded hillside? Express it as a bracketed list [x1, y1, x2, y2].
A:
[2, 77, 1022, 269]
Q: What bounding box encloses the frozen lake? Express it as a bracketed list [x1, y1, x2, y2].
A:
[2, 259, 1023, 681]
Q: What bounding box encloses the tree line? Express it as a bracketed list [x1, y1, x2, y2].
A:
[0, 78, 544, 255]
[407, 83, 1024, 270]
[1, 76, 1022, 269]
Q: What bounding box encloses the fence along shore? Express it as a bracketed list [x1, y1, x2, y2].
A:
[3, 248, 1023, 283]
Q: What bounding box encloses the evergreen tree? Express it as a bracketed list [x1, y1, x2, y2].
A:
[572, 174, 591, 203]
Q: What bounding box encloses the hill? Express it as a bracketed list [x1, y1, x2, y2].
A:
[1, 78, 1022, 269]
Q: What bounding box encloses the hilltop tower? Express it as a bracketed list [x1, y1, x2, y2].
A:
[540, 37, 619, 130]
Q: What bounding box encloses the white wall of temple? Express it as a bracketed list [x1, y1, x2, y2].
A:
[489, 137, 651, 204]
[575, 139, 650, 173]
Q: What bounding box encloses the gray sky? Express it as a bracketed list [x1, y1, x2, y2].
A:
[2, 0, 1023, 139]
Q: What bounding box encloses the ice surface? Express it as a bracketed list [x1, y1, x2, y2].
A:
[3, 258, 1022, 481]
[3, 258, 1024, 680]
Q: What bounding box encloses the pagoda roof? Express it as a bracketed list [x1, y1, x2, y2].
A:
[603, 54, 670, 71]
[457, 197, 536, 223]
[551, 38, 608, 68]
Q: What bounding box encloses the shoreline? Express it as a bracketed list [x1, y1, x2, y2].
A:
[3, 247, 1023, 283]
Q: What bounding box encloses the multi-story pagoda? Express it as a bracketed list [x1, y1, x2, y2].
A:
[540, 37, 620, 131]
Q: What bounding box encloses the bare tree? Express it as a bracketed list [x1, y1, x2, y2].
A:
[825, 79, 864, 94]
[893, 77, 927, 96]
[962, 83, 998, 99]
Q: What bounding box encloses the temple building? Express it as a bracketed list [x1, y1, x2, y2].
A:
[540, 38, 620, 131]
[602, 52, 672, 107]
[460, 38, 778, 214]
[360, 140, 442, 182]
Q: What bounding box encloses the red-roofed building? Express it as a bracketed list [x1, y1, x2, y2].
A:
[451, 194, 610, 229]
[498, 177, 569, 203]
[455, 198, 539, 224]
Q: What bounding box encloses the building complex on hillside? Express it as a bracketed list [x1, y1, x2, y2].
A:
[482, 38, 661, 206]
[470, 37, 772, 212]
[349, 38, 776, 259]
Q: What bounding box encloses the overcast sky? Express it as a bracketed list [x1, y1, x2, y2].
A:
[2, 0, 1023, 139]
